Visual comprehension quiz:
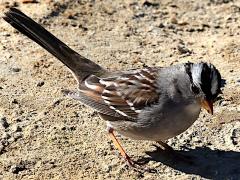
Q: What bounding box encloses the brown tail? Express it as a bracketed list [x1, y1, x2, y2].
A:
[3, 8, 105, 82]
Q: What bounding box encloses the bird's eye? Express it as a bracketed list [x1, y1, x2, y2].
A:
[191, 84, 199, 94]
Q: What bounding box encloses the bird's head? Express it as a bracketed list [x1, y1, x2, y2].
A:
[185, 62, 222, 114]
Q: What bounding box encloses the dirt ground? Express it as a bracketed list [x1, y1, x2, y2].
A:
[0, 0, 239, 179]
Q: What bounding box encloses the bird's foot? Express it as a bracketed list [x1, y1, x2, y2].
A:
[123, 155, 157, 173]
[156, 141, 174, 152]
[153, 142, 194, 164]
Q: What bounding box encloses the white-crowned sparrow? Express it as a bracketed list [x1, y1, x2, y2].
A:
[3, 8, 222, 166]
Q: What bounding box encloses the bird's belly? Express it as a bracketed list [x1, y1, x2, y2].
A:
[109, 103, 201, 141]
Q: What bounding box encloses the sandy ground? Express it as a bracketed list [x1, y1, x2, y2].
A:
[0, 0, 239, 179]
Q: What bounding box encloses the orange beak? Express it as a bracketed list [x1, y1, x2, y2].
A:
[201, 100, 213, 115]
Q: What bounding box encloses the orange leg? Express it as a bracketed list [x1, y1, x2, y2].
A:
[108, 128, 134, 166]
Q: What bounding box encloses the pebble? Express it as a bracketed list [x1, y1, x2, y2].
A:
[11, 99, 18, 104]
[158, 23, 165, 28]
[142, 0, 159, 7]
[177, 44, 192, 54]
[170, 16, 178, 24]
[0, 32, 11, 37]
[178, 21, 189, 26]
[2, 132, 11, 140]
[36, 81, 45, 87]
[11, 67, 21, 72]
[102, 164, 112, 173]
[237, 79, 240, 85]
[53, 99, 61, 107]
[1, 139, 9, 147]
[0, 144, 4, 154]
[11, 124, 22, 132]
[133, 12, 145, 19]
[13, 132, 23, 141]
[219, 100, 228, 106]
[21, 0, 38, 4]
[0, 117, 9, 129]
[9, 164, 26, 174]
[231, 128, 240, 145]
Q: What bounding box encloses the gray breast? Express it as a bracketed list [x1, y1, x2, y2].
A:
[108, 100, 201, 141]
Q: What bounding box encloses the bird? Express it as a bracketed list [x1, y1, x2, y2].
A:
[3, 8, 222, 166]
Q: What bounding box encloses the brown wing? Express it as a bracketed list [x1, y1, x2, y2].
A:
[69, 67, 160, 120]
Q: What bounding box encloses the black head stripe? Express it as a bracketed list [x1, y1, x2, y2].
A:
[210, 65, 221, 99]
[185, 62, 222, 100]
[184, 62, 194, 84]
[200, 63, 221, 100]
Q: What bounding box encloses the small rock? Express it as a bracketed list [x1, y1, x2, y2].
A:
[11, 99, 18, 104]
[67, 14, 77, 20]
[219, 100, 228, 106]
[0, 144, 4, 154]
[0, 117, 9, 129]
[158, 23, 165, 28]
[0, 32, 11, 37]
[53, 99, 61, 107]
[36, 81, 45, 87]
[103, 164, 112, 172]
[11, 67, 21, 72]
[177, 44, 192, 54]
[237, 79, 240, 84]
[167, 24, 176, 29]
[12, 125, 22, 132]
[133, 12, 145, 18]
[21, 0, 38, 3]
[231, 128, 240, 145]
[70, 126, 76, 131]
[61, 126, 66, 131]
[186, 28, 195, 32]
[5, 53, 12, 59]
[9, 164, 26, 174]
[0, 139, 9, 147]
[8, 137, 15, 144]
[79, 25, 88, 31]
[178, 21, 189, 26]
[13, 132, 23, 141]
[2, 132, 11, 140]
[170, 16, 178, 24]
[142, 0, 159, 7]
[103, 6, 116, 15]
[71, 22, 78, 27]
[14, 118, 22, 123]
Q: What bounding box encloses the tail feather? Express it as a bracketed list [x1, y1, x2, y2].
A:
[3, 8, 105, 82]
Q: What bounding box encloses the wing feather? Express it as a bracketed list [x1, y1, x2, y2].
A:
[65, 67, 161, 121]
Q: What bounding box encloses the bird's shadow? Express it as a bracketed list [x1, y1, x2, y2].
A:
[137, 146, 240, 179]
